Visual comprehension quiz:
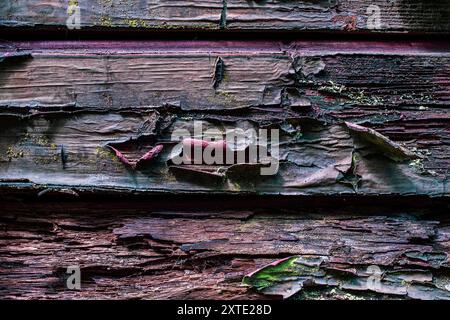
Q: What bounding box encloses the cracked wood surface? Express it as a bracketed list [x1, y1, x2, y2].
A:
[0, 200, 449, 300]
[1, 0, 449, 304]
[0, 40, 448, 196]
[1, 0, 450, 33]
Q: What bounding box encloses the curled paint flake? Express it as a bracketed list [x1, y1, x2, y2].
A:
[245, 257, 293, 278]
[294, 57, 326, 77]
[183, 138, 227, 150]
[345, 122, 419, 162]
[167, 138, 227, 165]
[107, 144, 163, 169]
[38, 188, 79, 198]
[107, 145, 134, 168]
[136, 144, 164, 166]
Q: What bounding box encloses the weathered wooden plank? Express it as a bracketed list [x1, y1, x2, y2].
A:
[0, 41, 448, 196]
[1, 0, 449, 33]
[0, 0, 222, 30]
[225, 0, 450, 32]
[0, 201, 449, 299]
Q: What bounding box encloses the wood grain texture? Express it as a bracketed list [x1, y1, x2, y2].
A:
[1, 201, 449, 299]
[0, 40, 448, 196]
[1, 0, 449, 33]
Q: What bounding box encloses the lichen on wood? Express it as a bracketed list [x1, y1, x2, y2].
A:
[0, 40, 448, 196]
[1, 200, 449, 300]
[1, 0, 450, 33]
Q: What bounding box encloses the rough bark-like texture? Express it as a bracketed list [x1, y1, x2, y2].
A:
[0, 41, 448, 196]
[0, 200, 449, 300]
[0, 8, 449, 301]
[1, 0, 449, 33]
